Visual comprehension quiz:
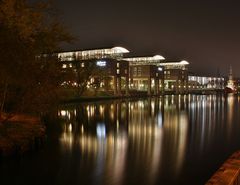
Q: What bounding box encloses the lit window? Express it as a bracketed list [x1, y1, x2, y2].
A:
[96, 61, 106, 67]
[125, 69, 127, 74]
[62, 64, 67, 68]
[81, 63, 85, 67]
[158, 67, 163, 71]
[117, 69, 120, 74]
[69, 63, 73, 68]
[117, 62, 120, 68]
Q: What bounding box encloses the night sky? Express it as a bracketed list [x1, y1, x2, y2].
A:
[52, 0, 240, 77]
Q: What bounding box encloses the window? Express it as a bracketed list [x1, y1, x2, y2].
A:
[117, 62, 120, 68]
[117, 69, 120, 74]
[133, 67, 137, 76]
[137, 67, 141, 76]
[81, 63, 85, 67]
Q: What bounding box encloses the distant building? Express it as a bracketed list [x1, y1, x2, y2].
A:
[188, 75, 225, 90]
[57, 46, 130, 95]
[159, 61, 189, 94]
[125, 55, 165, 95]
[51, 46, 229, 96]
[225, 66, 236, 93]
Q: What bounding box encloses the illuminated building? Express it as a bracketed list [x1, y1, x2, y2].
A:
[188, 75, 225, 90]
[225, 66, 236, 93]
[159, 60, 189, 94]
[57, 46, 130, 95]
[125, 55, 165, 95]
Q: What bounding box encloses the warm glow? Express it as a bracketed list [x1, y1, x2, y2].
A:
[180, 60, 189, 65]
[153, 55, 165, 60]
[112, 46, 129, 53]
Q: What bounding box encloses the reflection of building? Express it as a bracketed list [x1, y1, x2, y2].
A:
[188, 75, 225, 90]
[125, 55, 165, 95]
[159, 61, 189, 94]
[58, 97, 192, 184]
[58, 46, 130, 95]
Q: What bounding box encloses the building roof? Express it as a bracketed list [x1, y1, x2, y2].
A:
[159, 60, 189, 66]
[57, 46, 130, 61]
[124, 55, 165, 66]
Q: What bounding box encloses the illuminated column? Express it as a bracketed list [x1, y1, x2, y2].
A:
[154, 78, 159, 95]
[157, 79, 160, 95]
[103, 77, 108, 91]
[125, 76, 129, 96]
[114, 76, 117, 95]
[185, 80, 189, 94]
[176, 80, 179, 94]
[161, 79, 164, 95]
[148, 77, 151, 96]
[118, 77, 122, 95]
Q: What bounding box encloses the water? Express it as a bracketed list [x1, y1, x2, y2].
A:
[1, 95, 240, 185]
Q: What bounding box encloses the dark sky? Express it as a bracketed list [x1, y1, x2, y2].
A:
[52, 0, 240, 77]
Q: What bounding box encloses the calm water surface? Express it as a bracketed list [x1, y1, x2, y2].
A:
[1, 95, 240, 185]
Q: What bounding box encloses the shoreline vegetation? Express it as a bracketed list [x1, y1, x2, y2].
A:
[0, 114, 45, 157]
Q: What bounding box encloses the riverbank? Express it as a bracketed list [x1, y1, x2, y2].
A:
[61, 91, 230, 104]
[0, 114, 45, 157]
[206, 151, 240, 185]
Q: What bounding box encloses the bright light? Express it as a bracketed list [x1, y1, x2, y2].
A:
[96, 60, 106, 67]
[96, 123, 106, 138]
[180, 60, 189, 65]
[158, 67, 163, 71]
[61, 110, 67, 116]
[153, 55, 165, 60]
[68, 124, 72, 132]
[112, 46, 129, 53]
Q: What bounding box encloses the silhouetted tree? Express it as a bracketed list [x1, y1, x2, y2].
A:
[0, 0, 72, 123]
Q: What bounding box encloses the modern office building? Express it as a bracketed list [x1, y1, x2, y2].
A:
[188, 75, 225, 90]
[159, 60, 189, 94]
[57, 46, 130, 95]
[124, 55, 165, 95]
[53, 46, 228, 96]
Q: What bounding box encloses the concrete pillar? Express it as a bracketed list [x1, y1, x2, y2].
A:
[176, 80, 179, 94]
[154, 78, 159, 96]
[125, 76, 129, 96]
[113, 76, 117, 95]
[117, 77, 121, 95]
[103, 77, 108, 91]
[161, 79, 164, 95]
[186, 81, 189, 94]
[148, 77, 151, 96]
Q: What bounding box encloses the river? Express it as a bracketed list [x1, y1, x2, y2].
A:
[1, 94, 240, 185]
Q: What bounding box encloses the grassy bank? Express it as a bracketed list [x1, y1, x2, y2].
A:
[0, 115, 45, 157]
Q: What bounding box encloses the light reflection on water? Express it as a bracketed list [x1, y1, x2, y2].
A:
[2, 94, 240, 185]
[56, 94, 240, 185]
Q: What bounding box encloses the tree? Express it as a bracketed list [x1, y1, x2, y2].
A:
[0, 0, 72, 123]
